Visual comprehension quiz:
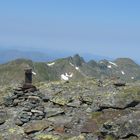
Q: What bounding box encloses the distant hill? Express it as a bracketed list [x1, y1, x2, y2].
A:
[0, 49, 115, 64]
[0, 50, 49, 64]
[0, 58, 58, 85]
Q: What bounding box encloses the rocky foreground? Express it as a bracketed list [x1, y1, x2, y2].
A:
[0, 79, 140, 140]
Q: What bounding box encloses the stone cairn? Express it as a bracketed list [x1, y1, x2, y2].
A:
[3, 68, 48, 126]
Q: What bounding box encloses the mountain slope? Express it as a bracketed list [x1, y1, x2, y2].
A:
[0, 59, 58, 85]
[0, 55, 140, 85]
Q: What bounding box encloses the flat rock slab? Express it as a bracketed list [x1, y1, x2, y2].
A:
[45, 107, 64, 118]
[50, 96, 71, 106]
[81, 119, 99, 133]
[23, 120, 50, 134]
[67, 100, 81, 108]
[48, 116, 73, 125]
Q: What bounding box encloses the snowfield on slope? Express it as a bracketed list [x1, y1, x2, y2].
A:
[47, 62, 55, 66]
[109, 61, 118, 67]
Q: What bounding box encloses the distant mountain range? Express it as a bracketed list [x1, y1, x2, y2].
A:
[0, 54, 140, 85]
[0, 49, 114, 64]
[0, 50, 50, 64]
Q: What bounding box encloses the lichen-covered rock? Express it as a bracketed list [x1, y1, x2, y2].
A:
[67, 135, 85, 140]
[34, 134, 60, 140]
[23, 120, 50, 134]
[45, 107, 64, 118]
[101, 111, 140, 139]
[67, 100, 81, 108]
[51, 96, 71, 106]
[1, 126, 26, 140]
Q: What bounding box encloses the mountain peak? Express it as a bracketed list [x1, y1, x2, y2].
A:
[115, 58, 138, 66]
[71, 54, 85, 66]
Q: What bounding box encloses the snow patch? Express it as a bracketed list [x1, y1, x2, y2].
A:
[66, 73, 73, 78]
[61, 74, 69, 81]
[121, 71, 125, 75]
[32, 71, 37, 75]
[61, 73, 73, 81]
[70, 63, 80, 71]
[75, 67, 79, 70]
[70, 62, 74, 67]
[99, 61, 104, 64]
[109, 61, 118, 67]
[47, 62, 55, 66]
[107, 65, 112, 69]
[131, 77, 134, 80]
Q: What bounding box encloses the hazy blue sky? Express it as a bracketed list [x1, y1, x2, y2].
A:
[0, 0, 140, 60]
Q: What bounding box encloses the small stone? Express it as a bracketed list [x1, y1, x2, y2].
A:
[45, 126, 54, 132]
[28, 96, 41, 101]
[10, 94, 18, 100]
[19, 112, 32, 123]
[42, 95, 50, 102]
[35, 106, 44, 112]
[35, 91, 48, 99]
[18, 97, 25, 101]
[14, 91, 24, 97]
[54, 125, 65, 134]
[80, 96, 93, 105]
[20, 118, 30, 123]
[45, 108, 64, 118]
[13, 99, 20, 106]
[91, 103, 100, 112]
[24, 102, 38, 109]
[113, 81, 126, 87]
[4, 96, 13, 106]
[27, 96, 41, 105]
[67, 100, 81, 108]
[15, 118, 24, 126]
[14, 87, 22, 91]
[31, 109, 44, 115]
[31, 115, 44, 120]
[86, 107, 92, 113]
[23, 107, 31, 112]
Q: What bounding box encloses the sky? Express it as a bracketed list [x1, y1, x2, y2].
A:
[0, 0, 140, 60]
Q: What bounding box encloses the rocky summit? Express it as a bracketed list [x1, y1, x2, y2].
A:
[0, 78, 140, 140]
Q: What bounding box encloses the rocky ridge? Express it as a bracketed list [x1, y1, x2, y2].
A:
[0, 55, 140, 85]
[0, 79, 140, 140]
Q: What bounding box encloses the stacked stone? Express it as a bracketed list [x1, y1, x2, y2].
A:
[4, 87, 46, 125]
